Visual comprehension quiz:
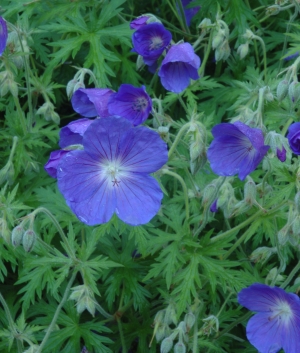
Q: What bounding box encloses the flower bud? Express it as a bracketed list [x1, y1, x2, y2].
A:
[278, 225, 290, 246]
[0, 219, 11, 244]
[73, 81, 85, 93]
[277, 80, 289, 101]
[174, 342, 186, 353]
[295, 192, 300, 214]
[266, 5, 281, 16]
[157, 126, 169, 140]
[215, 41, 230, 61]
[11, 225, 24, 247]
[265, 267, 285, 285]
[288, 81, 300, 104]
[237, 42, 249, 60]
[198, 18, 212, 33]
[165, 303, 177, 326]
[184, 312, 195, 331]
[249, 247, 276, 264]
[136, 54, 145, 71]
[212, 30, 225, 50]
[160, 337, 173, 353]
[201, 315, 219, 336]
[244, 177, 256, 206]
[36, 102, 60, 124]
[188, 122, 207, 175]
[22, 229, 36, 252]
[66, 79, 79, 99]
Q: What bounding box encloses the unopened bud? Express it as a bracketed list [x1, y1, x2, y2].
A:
[212, 30, 225, 50]
[277, 80, 289, 101]
[198, 18, 212, 32]
[0, 219, 11, 244]
[201, 315, 219, 336]
[136, 55, 145, 71]
[174, 342, 186, 353]
[11, 225, 24, 247]
[288, 81, 300, 104]
[237, 43, 249, 60]
[244, 177, 256, 206]
[295, 192, 300, 213]
[66, 79, 78, 99]
[22, 229, 36, 252]
[249, 247, 276, 264]
[278, 225, 290, 245]
[215, 41, 230, 61]
[160, 337, 173, 353]
[73, 81, 85, 93]
[266, 5, 281, 16]
[165, 303, 177, 326]
[184, 312, 195, 331]
[266, 267, 285, 285]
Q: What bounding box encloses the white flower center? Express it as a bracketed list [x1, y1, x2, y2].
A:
[149, 36, 163, 50]
[269, 300, 293, 324]
[102, 160, 126, 188]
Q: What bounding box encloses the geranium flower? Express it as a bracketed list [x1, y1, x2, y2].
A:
[238, 283, 300, 353]
[287, 122, 300, 155]
[44, 150, 69, 178]
[158, 42, 200, 93]
[178, 0, 200, 27]
[0, 17, 7, 56]
[207, 121, 269, 180]
[130, 16, 149, 30]
[59, 118, 94, 148]
[71, 88, 114, 118]
[132, 23, 172, 66]
[57, 117, 168, 226]
[108, 84, 152, 126]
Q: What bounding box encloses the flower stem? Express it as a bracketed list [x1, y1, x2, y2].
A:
[117, 318, 127, 353]
[281, 257, 300, 289]
[29, 207, 76, 260]
[198, 30, 213, 77]
[210, 201, 287, 244]
[168, 122, 191, 159]
[36, 271, 77, 353]
[162, 169, 190, 224]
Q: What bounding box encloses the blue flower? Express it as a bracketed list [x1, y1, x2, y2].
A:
[207, 122, 269, 180]
[108, 84, 152, 126]
[132, 23, 172, 66]
[238, 283, 300, 353]
[178, 0, 200, 27]
[130, 16, 149, 30]
[57, 117, 168, 226]
[287, 122, 300, 155]
[71, 88, 114, 118]
[59, 118, 94, 148]
[44, 150, 69, 178]
[158, 42, 200, 93]
[0, 17, 8, 56]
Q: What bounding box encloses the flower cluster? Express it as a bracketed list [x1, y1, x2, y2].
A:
[0, 16, 8, 56]
[238, 283, 300, 353]
[45, 83, 167, 226]
[71, 84, 152, 126]
[131, 15, 201, 93]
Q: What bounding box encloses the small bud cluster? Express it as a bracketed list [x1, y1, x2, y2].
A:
[66, 67, 97, 99]
[276, 191, 300, 249]
[36, 101, 60, 124]
[11, 217, 37, 252]
[69, 285, 97, 316]
[199, 315, 219, 336]
[277, 56, 300, 104]
[212, 18, 230, 61]
[265, 131, 289, 162]
[187, 117, 207, 175]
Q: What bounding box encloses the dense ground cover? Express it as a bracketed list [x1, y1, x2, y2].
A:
[1, 0, 300, 352]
